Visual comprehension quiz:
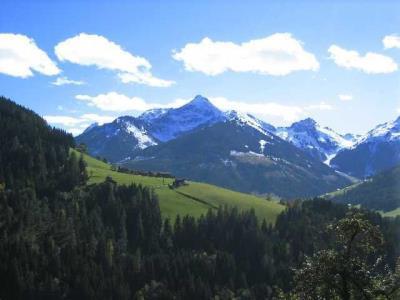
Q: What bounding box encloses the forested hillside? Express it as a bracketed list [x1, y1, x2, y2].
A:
[0, 96, 85, 193]
[0, 97, 399, 299]
[325, 165, 400, 213]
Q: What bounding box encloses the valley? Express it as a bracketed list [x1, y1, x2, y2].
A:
[75, 94, 400, 217]
[2, 2, 400, 297]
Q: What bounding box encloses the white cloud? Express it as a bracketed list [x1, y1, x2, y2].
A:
[338, 94, 353, 101]
[210, 97, 335, 123]
[43, 114, 115, 127]
[305, 102, 333, 111]
[80, 113, 115, 124]
[118, 72, 173, 88]
[76, 92, 151, 112]
[209, 96, 303, 122]
[68, 128, 86, 136]
[54, 33, 174, 87]
[75, 92, 186, 112]
[44, 113, 115, 135]
[328, 45, 398, 74]
[0, 33, 60, 78]
[172, 33, 319, 76]
[383, 35, 400, 49]
[45, 115, 84, 127]
[52, 76, 85, 86]
[74, 92, 335, 125]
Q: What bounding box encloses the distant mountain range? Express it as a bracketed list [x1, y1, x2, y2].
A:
[77, 95, 356, 164]
[76, 95, 400, 197]
[331, 117, 400, 178]
[124, 119, 350, 198]
[76, 95, 225, 162]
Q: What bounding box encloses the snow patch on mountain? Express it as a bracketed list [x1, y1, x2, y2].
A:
[124, 124, 157, 149]
[226, 110, 275, 136]
[259, 140, 267, 153]
[276, 118, 354, 163]
[138, 108, 170, 123]
[148, 95, 226, 142]
[230, 150, 264, 158]
[352, 116, 400, 147]
[115, 117, 157, 149]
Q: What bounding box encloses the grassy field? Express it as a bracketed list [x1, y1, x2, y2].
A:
[75, 150, 285, 223]
[322, 181, 364, 199]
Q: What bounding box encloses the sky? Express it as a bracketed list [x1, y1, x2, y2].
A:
[0, 0, 399, 135]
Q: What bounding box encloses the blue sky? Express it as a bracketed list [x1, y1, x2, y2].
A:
[0, 0, 399, 135]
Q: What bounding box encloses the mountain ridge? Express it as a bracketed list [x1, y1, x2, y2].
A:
[78, 95, 353, 164]
[331, 116, 400, 178]
[124, 119, 351, 199]
[77, 94, 400, 185]
[275, 117, 354, 163]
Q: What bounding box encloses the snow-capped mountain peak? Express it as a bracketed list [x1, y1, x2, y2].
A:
[354, 116, 400, 146]
[145, 95, 226, 142]
[138, 108, 170, 123]
[331, 116, 400, 178]
[189, 94, 214, 106]
[276, 118, 354, 163]
[226, 110, 275, 136]
[291, 117, 317, 130]
[77, 95, 374, 169]
[176, 95, 220, 114]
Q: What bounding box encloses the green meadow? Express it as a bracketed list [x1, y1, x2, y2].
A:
[76, 150, 285, 223]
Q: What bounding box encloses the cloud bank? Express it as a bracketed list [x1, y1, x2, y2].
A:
[75, 92, 186, 112]
[75, 92, 333, 124]
[338, 94, 353, 101]
[0, 33, 60, 78]
[52, 76, 85, 86]
[383, 35, 400, 49]
[173, 33, 319, 76]
[44, 113, 115, 136]
[55, 33, 174, 87]
[328, 45, 397, 74]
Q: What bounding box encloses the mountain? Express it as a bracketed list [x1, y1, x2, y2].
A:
[324, 165, 400, 213]
[138, 107, 170, 122]
[76, 116, 157, 162]
[331, 116, 400, 178]
[82, 122, 99, 134]
[77, 95, 357, 169]
[124, 120, 351, 199]
[2, 96, 399, 299]
[76, 95, 226, 162]
[343, 133, 361, 143]
[141, 95, 226, 142]
[226, 110, 276, 134]
[275, 118, 354, 164]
